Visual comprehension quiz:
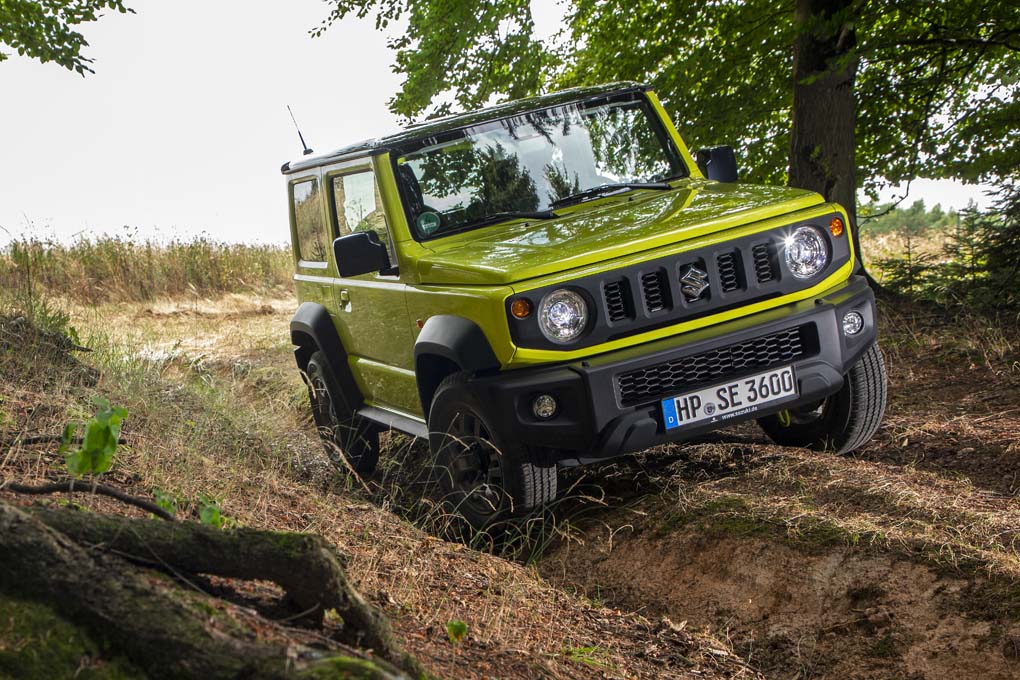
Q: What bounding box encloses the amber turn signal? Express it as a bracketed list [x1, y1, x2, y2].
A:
[510, 298, 533, 319]
[830, 217, 845, 237]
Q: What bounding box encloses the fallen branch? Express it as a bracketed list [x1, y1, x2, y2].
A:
[0, 501, 409, 679]
[3, 479, 176, 521]
[28, 507, 425, 678]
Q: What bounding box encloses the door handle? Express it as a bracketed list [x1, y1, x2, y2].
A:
[339, 289, 350, 304]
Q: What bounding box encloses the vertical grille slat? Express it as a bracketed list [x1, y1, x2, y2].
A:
[640, 270, 669, 313]
[752, 244, 778, 283]
[716, 251, 741, 293]
[603, 278, 630, 323]
[615, 325, 815, 406]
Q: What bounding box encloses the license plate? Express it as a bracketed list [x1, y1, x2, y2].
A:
[662, 365, 798, 430]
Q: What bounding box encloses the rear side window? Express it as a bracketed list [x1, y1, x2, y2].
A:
[332, 170, 394, 262]
[292, 179, 327, 263]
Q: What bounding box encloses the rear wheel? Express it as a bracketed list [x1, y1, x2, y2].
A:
[428, 373, 556, 529]
[306, 350, 379, 475]
[758, 341, 887, 454]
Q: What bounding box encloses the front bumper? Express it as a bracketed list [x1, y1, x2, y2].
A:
[466, 275, 877, 463]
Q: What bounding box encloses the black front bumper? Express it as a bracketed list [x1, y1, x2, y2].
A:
[467, 276, 878, 464]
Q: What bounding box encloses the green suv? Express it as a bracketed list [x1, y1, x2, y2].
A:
[283, 82, 886, 527]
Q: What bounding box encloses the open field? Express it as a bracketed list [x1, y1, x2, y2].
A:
[3, 276, 1018, 678]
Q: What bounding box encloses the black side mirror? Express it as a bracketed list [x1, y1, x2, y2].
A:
[333, 231, 391, 278]
[695, 146, 739, 183]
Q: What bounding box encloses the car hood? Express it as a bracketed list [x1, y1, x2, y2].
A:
[414, 180, 825, 286]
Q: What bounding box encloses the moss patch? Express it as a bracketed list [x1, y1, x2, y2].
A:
[296, 655, 397, 679]
[0, 596, 144, 680]
[653, 494, 866, 553]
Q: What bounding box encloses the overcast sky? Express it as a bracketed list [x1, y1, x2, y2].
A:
[0, 0, 993, 246]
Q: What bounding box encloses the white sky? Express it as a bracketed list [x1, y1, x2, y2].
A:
[0, 0, 994, 246]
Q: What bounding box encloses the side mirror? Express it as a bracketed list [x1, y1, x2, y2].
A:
[333, 231, 391, 278]
[695, 146, 739, 183]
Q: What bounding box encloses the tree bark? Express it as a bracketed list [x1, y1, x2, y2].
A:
[789, 0, 865, 265]
[0, 502, 419, 679]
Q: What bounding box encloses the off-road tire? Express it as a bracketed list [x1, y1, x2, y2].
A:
[306, 350, 379, 475]
[428, 373, 557, 529]
[758, 341, 887, 454]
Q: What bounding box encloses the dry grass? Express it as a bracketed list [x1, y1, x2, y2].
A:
[0, 235, 292, 304]
[3, 235, 1019, 678]
[0, 294, 756, 679]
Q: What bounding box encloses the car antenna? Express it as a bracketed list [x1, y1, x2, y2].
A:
[287, 105, 314, 156]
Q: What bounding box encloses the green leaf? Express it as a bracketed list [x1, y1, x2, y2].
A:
[82, 419, 108, 452]
[63, 399, 127, 478]
[66, 450, 89, 477]
[198, 495, 226, 529]
[446, 619, 468, 644]
[153, 489, 178, 517]
[58, 423, 76, 455]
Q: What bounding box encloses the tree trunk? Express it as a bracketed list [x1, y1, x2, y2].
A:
[0, 502, 418, 680]
[789, 0, 865, 266]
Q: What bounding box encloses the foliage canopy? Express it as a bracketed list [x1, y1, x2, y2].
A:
[0, 0, 131, 74]
[319, 0, 1020, 195]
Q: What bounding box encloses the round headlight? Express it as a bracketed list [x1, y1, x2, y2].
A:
[784, 226, 830, 279]
[538, 289, 589, 344]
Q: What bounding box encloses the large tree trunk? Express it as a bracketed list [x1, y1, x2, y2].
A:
[789, 0, 865, 267]
[0, 502, 419, 680]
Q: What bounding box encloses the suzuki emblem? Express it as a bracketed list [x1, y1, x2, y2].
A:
[680, 264, 710, 302]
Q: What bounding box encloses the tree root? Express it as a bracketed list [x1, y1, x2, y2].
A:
[25, 506, 427, 678]
[0, 501, 414, 679]
[3, 479, 176, 521]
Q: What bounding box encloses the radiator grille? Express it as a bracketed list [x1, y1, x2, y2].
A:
[603, 279, 630, 322]
[752, 244, 777, 283]
[716, 251, 741, 293]
[640, 270, 669, 313]
[616, 325, 812, 407]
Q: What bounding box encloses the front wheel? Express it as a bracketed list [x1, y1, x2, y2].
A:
[758, 342, 887, 454]
[306, 350, 379, 475]
[428, 373, 557, 529]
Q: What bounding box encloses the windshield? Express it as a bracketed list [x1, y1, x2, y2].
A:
[394, 94, 687, 239]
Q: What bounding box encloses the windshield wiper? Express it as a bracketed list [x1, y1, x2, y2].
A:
[455, 210, 559, 232]
[549, 182, 673, 210]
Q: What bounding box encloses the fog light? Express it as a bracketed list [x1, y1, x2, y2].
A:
[532, 394, 558, 420]
[842, 311, 864, 336]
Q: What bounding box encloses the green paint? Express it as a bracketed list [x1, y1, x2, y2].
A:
[285, 87, 855, 417]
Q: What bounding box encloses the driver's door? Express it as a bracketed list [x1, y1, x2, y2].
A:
[324, 160, 417, 415]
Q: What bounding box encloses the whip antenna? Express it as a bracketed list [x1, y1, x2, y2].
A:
[287, 105, 314, 156]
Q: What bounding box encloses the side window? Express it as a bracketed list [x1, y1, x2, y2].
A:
[332, 170, 395, 263]
[292, 179, 327, 263]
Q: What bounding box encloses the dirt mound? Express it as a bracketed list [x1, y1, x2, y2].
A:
[0, 315, 97, 389]
[543, 522, 1020, 679]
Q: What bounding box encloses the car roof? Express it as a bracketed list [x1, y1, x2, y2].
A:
[281, 81, 649, 175]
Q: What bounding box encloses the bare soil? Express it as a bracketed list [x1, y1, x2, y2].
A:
[539, 302, 1020, 679]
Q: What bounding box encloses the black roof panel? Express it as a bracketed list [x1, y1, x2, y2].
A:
[281, 81, 648, 175]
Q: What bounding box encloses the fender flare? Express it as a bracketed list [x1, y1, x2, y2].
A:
[290, 302, 363, 408]
[414, 315, 500, 417]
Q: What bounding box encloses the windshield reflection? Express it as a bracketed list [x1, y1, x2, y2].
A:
[395, 95, 687, 239]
